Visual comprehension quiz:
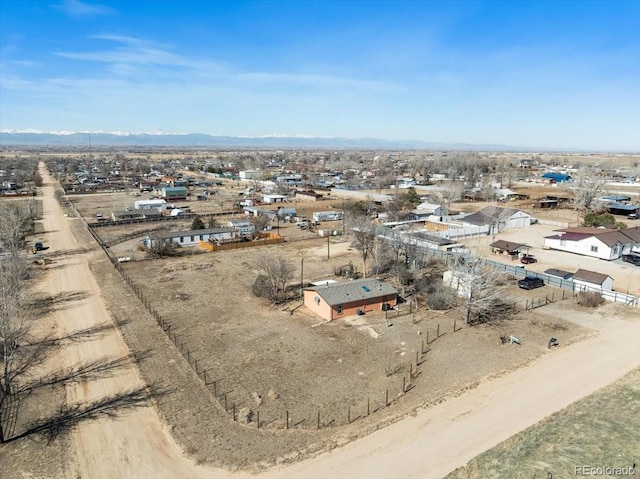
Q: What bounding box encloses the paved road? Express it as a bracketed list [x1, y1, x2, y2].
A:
[37, 164, 640, 479]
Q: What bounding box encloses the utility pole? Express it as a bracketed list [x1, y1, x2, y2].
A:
[327, 233, 330, 260]
[300, 258, 304, 299]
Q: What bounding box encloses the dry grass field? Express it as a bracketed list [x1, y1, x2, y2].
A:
[446, 367, 640, 479]
[117, 237, 590, 442]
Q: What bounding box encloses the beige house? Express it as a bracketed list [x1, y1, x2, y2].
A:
[303, 278, 398, 321]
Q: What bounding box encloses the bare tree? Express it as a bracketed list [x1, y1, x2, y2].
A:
[251, 213, 270, 232]
[446, 255, 510, 325]
[348, 214, 377, 278]
[0, 203, 35, 253]
[432, 181, 465, 214]
[374, 173, 396, 193]
[565, 169, 607, 216]
[253, 254, 295, 304]
[482, 204, 515, 241]
[148, 240, 178, 258]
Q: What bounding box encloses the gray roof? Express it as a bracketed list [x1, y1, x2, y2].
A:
[306, 278, 398, 306]
[544, 268, 574, 279]
[461, 206, 524, 226]
[112, 210, 144, 217]
[150, 227, 234, 240]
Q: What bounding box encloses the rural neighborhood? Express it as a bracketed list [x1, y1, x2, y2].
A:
[1, 146, 639, 479]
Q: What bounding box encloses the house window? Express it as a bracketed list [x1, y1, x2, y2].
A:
[369, 298, 375, 304]
[590, 245, 598, 253]
[200, 235, 204, 241]
[560, 239, 566, 246]
[191, 236, 195, 242]
[336, 305, 343, 315]
[179, 237, 184, 243]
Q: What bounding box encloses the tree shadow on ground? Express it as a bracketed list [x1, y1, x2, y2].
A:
[1, 350, 159, 444]
[42, 248, 89, 259]
[10, 385, 169, 444]
[28, 290, 91, 315]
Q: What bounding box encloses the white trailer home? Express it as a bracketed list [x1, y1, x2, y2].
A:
[134, 199, 167, 211]
[313, 210, 343, 222]
[145, 227, 235, 249]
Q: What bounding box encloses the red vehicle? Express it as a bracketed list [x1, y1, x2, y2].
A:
[520, 255, 537, 264]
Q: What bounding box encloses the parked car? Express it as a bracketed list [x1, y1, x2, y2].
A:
[520, 254, 537, 264]
[628, 213, 639, 220]
[621, 254, 640, 266]
[518, 276, 545, 290]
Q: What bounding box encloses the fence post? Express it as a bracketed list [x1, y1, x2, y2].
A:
[317, 411, 320, 430]
[286, 410, 289, 429]
[367, 397, 370, 416]
[348, 406, 351, 424]
[257, 410, 260, 429]
[402, 376, 406, 393]
[385, 390, 389, 407]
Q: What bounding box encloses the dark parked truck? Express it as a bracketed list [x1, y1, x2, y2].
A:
[518, 276, 545, 290]
[32, 242, 48, 253]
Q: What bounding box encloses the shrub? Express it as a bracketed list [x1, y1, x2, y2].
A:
[252, 274, 271, 298]
[425, 283, 458, 310]
[148, 240, 178, 258]
[576, 291, 605, 307]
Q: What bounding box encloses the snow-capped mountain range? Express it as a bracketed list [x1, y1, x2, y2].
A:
[0, 129, 547, 151]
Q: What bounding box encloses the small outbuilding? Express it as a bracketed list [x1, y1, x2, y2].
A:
[572, 269, 613, 292]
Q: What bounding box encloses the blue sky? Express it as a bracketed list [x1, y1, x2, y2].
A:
[1, 0, 639, 151]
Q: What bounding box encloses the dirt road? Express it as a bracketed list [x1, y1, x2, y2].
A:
[37, 165, 218, 479]
[38, 164, 639, 479]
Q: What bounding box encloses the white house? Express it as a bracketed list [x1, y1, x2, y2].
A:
[145, 227, 235, 248]
[227, 219, 256, 235]
[412, 202, 447, 220]
[543, 227, 637, 260]
[262, 194, 288, 204]
[134, 199, 167, 211]
[458, 206, 531, 232]
[239, 170, 262, 180]
[572, 269, 613, 292]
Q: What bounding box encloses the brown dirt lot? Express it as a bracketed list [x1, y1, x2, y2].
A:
[114, 236, 591, 468]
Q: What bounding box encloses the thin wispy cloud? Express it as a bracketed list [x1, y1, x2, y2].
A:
[52, 34, 393, 93]
[54, 0, 114, 18]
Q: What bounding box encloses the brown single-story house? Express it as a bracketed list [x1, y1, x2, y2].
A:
[303, 278, 398, 321]
[490, 240, 530, 255]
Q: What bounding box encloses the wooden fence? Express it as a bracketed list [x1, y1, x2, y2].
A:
[199, 233, 284, 252]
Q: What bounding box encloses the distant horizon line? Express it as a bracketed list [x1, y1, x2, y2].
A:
[0, 129, 638, 154]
